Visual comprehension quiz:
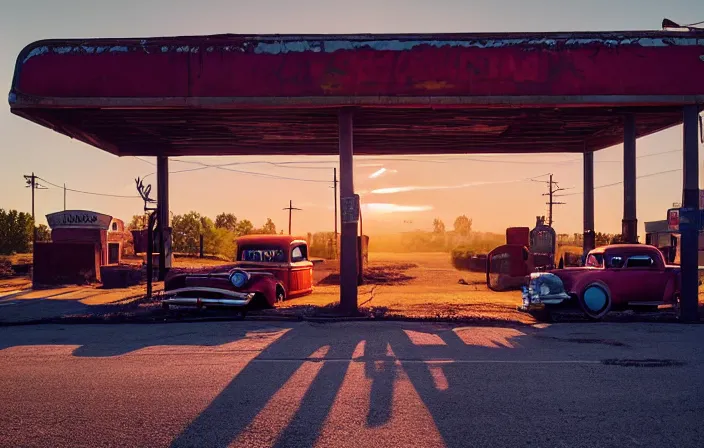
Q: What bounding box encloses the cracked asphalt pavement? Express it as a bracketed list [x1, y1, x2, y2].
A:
[0, 321, 703, 448]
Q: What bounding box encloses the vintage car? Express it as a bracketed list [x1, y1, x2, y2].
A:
[162, 235, 314, 310]
[522, 244, 681, 320]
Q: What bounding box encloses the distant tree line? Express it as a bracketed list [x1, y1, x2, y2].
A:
[370, 215, 499, 254]
[0, 209, 50, 255]
[557, 232, 628, 247]
[128, 211, 278, 260]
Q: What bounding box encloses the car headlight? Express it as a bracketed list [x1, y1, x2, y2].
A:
[539, 282, 551, 296]
[230, 270, 250, 288]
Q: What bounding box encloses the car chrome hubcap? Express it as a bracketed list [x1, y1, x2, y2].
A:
[584, 286, 607, 312]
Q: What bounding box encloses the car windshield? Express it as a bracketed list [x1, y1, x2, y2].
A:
[586, 253, 604, 267]
[240, 248, 285, 262]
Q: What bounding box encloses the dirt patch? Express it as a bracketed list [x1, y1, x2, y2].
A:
[457, 278, 485, 286]
[318, 263, 417, 286]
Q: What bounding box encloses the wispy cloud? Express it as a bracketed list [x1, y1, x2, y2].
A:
[369, 168, 387, 179]
[368, 167, 398, 179]
[370, 179, 524, 195]
[363, 203, 434, 214]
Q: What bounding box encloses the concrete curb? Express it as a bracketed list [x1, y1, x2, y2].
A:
[0, 307, 699, 327]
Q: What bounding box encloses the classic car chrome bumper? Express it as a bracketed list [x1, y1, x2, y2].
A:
[162, 287, 255, 307]
[519, 273, 571, 312]
[520, 292, 572, 309]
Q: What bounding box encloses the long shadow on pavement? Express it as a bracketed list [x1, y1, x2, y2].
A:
[3, 321, 702, 447]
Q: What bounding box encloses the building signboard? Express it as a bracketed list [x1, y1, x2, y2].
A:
[46, 210, 113, 230]
[667, 208, 680, 232]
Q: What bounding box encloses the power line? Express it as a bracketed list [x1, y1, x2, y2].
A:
[213, 165, 331, 183]
[559, 168, 683, 197]
[140, 165, 213, 180]
[38, 177, 140, 199]
[32, 151, 683, 204]
[171, 158, 334, 170]
[166, 148, 682, 170]
[134, 156, 156, 166]
[141, 160, 331, 183]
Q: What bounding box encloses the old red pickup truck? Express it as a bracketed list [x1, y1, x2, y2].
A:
[162, 235, 314, 310]
[523, 244, 681, 320]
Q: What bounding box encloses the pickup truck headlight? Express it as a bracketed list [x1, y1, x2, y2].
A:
[230, 270, 250, 288]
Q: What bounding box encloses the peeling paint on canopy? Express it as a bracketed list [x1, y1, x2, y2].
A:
[9, 30, 704, 157]
[19, 34, 704, 63]
[23, 44, 129, 63]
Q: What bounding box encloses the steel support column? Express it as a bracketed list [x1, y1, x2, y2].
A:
[338, 109, 358, 314]
[157, 156, 171, 279]
[583, 150, 595, 254]
[680, 105, 700, 322]
[622, 115, 638, 243]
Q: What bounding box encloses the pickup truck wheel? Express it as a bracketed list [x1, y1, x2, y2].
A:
[248, 293, 270, 310]
[579, 282, 612, 321]
[673, 294, 682, 319]
[276, 286, 286, 304]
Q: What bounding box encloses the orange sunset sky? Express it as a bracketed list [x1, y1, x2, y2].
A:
[1, 0, 703, 238]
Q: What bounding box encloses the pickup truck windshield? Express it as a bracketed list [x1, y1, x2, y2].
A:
[241, 248, 285, 262]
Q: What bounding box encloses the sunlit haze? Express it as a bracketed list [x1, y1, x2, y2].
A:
[1, 0, 703, 237]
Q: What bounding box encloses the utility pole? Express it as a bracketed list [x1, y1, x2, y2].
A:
[23, 172, 47, 245]
[283, 200, 302, 235]
[333, 168, 338, 257]
[358, 199, 364, 285]
[537, 174, 568, 227]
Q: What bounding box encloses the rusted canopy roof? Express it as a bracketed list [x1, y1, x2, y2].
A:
[9, 30, 704, 156]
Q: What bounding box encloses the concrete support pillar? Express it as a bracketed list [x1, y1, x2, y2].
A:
[338, 108, 358, 315]
[622, 115, 638, 243]
[583, 150, 595, 254]
[680, 105, 700, 322]
[157, 156, 172, 278]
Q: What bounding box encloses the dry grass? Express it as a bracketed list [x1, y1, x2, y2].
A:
[121, 255, 234, 269]
[279, 252, 534, 323]
[0, 253, 33, 265]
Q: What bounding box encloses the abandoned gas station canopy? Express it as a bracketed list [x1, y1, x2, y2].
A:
[8, 30, 704, 156]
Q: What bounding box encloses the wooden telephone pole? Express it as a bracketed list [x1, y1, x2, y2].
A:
[23, 172, 47, 245]
[333, 168, 338, 257]
[539, 174, 568, 227]
[283, 200, 302, 235]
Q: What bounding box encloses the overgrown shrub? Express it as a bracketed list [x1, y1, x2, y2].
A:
[0, 259, 13, 278]
[451, 247, 488, 272]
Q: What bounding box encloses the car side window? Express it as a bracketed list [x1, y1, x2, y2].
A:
[586, 254, 602, 268]
[291, 246, 307, 263]
[625, 255, 654, 268]
[606, 255, 624, 268]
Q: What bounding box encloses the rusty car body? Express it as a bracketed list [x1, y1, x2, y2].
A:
[162, 235, 313, 309]
[487, 222, 557, 291]
[522, 244, 681, 319]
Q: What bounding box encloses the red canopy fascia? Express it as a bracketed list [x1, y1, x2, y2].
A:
[9, 30, 704, 156]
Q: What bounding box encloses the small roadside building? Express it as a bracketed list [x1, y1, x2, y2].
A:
[33, 210, 129, 285]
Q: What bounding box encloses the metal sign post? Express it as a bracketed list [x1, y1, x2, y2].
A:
[136, 178, 158, 297]
[341, 194, 360, 224]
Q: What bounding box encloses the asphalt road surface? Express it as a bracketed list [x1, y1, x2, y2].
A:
[0, 321, 702, 448]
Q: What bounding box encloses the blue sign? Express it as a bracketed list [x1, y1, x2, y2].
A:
[678, 208, 700, 232]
